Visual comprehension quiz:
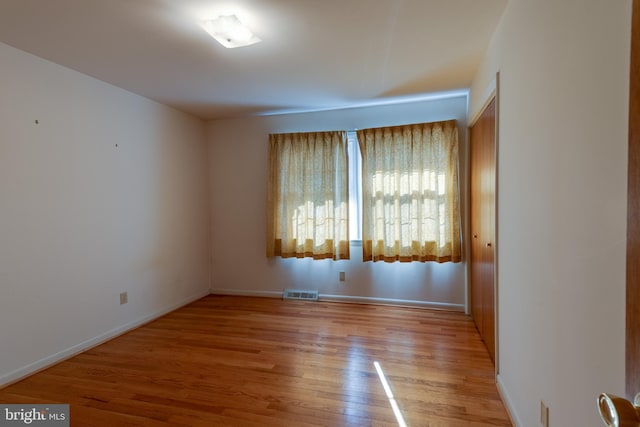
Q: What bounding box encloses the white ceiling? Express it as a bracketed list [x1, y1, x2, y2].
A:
[0, 0, 507, 120]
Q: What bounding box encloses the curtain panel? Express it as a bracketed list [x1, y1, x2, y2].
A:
[357, 120, 461, 263]
[266, 131, 350, 260]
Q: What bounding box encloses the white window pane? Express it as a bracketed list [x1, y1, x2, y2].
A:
[347, 131, 362, 241]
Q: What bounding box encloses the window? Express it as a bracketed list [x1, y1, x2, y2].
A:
[266, 121, 461, 264]
[266, 131, 350, 260]
[357, 120, 461, 263]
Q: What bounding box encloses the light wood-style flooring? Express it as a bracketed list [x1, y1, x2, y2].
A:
[0, 296, 512, 426]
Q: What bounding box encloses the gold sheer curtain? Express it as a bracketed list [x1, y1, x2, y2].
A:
[357, 120, 461, 263]
[266, 131, 350, 260]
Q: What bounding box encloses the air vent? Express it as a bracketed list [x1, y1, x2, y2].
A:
[283, 289, 319, 301]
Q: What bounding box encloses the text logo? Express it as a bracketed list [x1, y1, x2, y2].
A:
[0, 405, 69, 426]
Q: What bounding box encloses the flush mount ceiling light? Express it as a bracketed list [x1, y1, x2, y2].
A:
[201, 15, 261, 49]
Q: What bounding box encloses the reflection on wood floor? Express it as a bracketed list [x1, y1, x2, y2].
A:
[0, 295, 512, 426]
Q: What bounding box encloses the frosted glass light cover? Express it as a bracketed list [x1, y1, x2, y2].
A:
[201, 15, 261, 48]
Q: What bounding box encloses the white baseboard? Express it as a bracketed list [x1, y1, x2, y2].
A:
[497, 373, 522, 427]
[209, 288, 464, 311]
[319, 294, 465, 311]
[0, 289, 210, 388]
[210, 288, 284, 298]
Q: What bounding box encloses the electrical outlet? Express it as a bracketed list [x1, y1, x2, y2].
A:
[339, 271, 346, 282]
[541, 401, 549, 427]
[119, 292, 128, 305]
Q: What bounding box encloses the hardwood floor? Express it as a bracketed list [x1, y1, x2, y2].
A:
[0, 296, 512, 426]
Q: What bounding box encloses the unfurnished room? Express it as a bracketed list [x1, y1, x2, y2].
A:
[0, 1, 636, 426]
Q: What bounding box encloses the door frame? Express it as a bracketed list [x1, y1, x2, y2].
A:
[626, 0, 639, 400]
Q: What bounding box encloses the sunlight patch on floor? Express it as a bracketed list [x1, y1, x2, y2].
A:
[374, 361, 408, 427]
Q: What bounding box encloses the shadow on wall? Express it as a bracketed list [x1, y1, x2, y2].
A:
[270, 242, 464, 306]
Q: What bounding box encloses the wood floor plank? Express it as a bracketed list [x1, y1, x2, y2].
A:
[0, 295, 512, 426]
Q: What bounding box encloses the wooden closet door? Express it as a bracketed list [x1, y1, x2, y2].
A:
[470, 118, 485, 338]
[470, 97, 496, 363]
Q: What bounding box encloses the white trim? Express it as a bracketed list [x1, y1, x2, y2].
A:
[210, 288, 283, 298]
[469, 79, 497, 127]
[209, 289, 464, 311]
[0, 290, 210, 388]
[494, 71, 501, 376]
[319, 294, 465, 311]
[497, 374, 522, 427]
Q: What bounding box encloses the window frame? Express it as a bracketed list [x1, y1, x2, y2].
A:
[347, 131, 362, 243]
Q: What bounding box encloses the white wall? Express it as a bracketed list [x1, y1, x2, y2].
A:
[208, 96, 468, 309]
[0, 42, 211, 385]
[469, 0, 631, 425]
